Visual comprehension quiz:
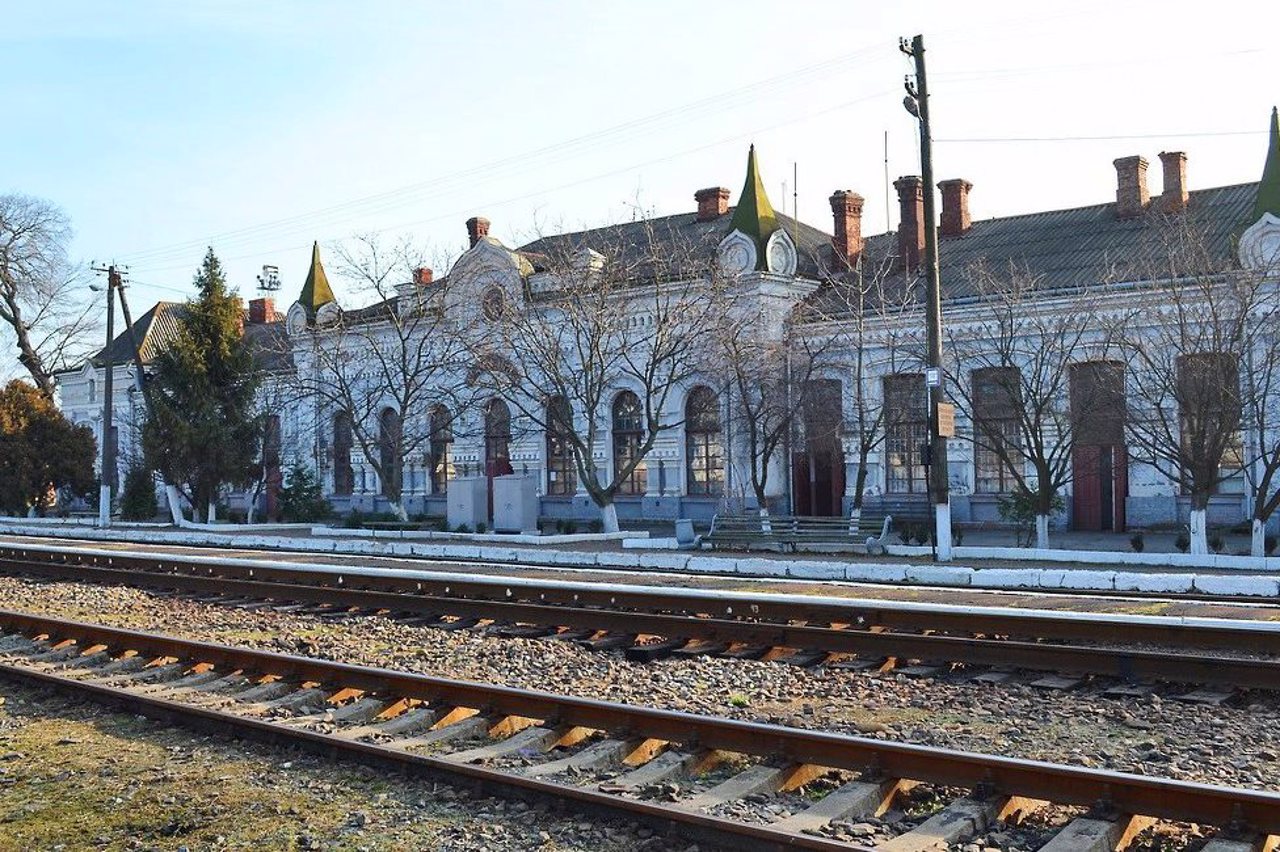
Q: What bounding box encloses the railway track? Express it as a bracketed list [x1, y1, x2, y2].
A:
[5, 530, 1280, 607]
[7, 539, 1280, 695]
[4, 542, 1280, 697]
[0, 609, 1276, 851]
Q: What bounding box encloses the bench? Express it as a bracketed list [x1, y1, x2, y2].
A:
[855, 499, 934, 550]
[705, 514, 871, 553]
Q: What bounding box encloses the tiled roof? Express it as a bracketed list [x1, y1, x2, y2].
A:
[91, 301, 185, 367]
[805, 182, 1259, 318]
[517, 206, 835, 279]
[88, 300, 291, 373]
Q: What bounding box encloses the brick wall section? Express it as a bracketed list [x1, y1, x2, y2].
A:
[412, 267, 434, 285]
[466, 216, 490, 247]
[893, 175, 925, 272]
[1113, 156, 1150, 218]
[828, 190, 865, 268]
[694, 187, 730, 221]
[938, 179, 973, 238]
[1157, 151, 1189, 214]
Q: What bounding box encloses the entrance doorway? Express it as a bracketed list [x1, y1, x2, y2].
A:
[1070, 362, 1127, 531]
[791, 379, 845, 516]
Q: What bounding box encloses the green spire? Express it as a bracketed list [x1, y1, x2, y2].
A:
[298, 241, 335, 313]
[1253, 107, 1280, 222]
[728, 145, 779, 268]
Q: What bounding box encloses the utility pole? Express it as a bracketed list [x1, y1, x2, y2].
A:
[900, 33, 953, 561]
[90, 264, 122, 527]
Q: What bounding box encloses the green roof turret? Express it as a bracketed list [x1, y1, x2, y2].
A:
[298, 241, 335, 314]
[1253, 107, 1280, 222]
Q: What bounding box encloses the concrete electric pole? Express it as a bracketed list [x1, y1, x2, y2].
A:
[90, 264, 122, 527]
[900, 33, 954, 561]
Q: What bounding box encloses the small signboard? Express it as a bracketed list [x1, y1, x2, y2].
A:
[935, 402, 956, 438]
[925, 367, 941, 388]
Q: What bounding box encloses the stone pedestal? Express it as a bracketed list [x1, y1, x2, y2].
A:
[447, 476, 488, 531]
[493, 474, 539, 534]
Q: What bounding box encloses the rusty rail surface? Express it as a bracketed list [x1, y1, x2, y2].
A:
[0, 608, 1277, 847]
[2, 543, 1280, 690]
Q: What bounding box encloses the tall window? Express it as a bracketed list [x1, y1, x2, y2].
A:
[685, 386, 723, 496]
[379, 407, 402, 498]
[612, 391, 647, 495]
[546, 396, 577, 496]
[884, 373, 927, 494]
[1177, 352, 1243, 495]
[333, 411, 354, 496]
[484, 399, 512, 474]
[428, 406, 454, 495]
[972, 367, 1022, 494]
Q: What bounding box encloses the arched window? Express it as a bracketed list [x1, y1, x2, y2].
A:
[484, 398, 512, 476]
[612, 391, 647, 495]
[88, 379, 96, 404]
[428, 406, 454, 495]
[379, 407, 402, 498]
[333, 411, 353, 496]
[685, 386, 723, 496]
[546, 396, 576, 496]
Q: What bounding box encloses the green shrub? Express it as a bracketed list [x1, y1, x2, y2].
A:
[119, 466, 159, 521]
[278, 466, 331, 523]
[897, 526, 912, 545]
[1129, 532, 1145, 553]
[587, 519, 602, 534]
[1208, 530, 1225, 553]
[912, 524, 929, 546]
[997, 486, 1064, 548]
[1266, 534, 1277, 556]
[1174, 531, 1190, 553]
[475, 521, 487, 534]
[454, 523, 471, 534]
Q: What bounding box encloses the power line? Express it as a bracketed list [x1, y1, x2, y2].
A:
[937, 130, 1264, 143]
[127, 87, 898, 278]
[117, 43, 890, 267]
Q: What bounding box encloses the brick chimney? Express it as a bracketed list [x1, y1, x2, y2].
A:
[412, 267, 433, 286]
[695, 187, 730, 221]
[1156, 151, 1188, 214]
[248, 297, 278, 325]
[893, 175, 925, 273]
[828, 190, 864, 268]
[466, 216, 490, 248]
[938, 179, 973, 238]
[1113, 156, 1150, 218]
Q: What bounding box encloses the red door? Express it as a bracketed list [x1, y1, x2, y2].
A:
[1072, 444, 1127, 531]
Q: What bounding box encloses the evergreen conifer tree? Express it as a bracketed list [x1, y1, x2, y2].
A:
[142, 248, 262, 519]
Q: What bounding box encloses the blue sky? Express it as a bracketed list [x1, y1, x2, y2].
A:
[2, 1, 1275, 327]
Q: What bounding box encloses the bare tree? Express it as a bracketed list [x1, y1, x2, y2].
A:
[819, 256, 920, 519]
[297, 235, 476, 520]
[0, 194, 98, 398]
[945, 262, 1119, 548]
[714, 297, 829, 519]
[1116, 220, 1270, 555]
[473, 220, 722, 532]
[1242, 313, 1280, 556]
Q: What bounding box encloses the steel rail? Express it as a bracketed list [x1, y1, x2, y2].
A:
[5, 530, 1280, 608]
[5, 556, 1280, 689]
[0, 608, 1278, 837]
[4, 542, 1280, 653]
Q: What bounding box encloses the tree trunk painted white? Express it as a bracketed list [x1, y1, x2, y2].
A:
[389, 500, 408, 522]
[246, 500, 257, 525]
[759, 505, 773, 534]
[206, 501, 216, 524]
[1035, 514, 1050, 550]
[165, 484, 185, 526]
[848, 507, 861, 535]
[1252, 518, 1267, 558]
[26, 505, 36, 519]
[1189, 508, 1208, 556]
[98, 484, 111, 527]
[935, 502, 953, 561]
[600, 502, 619, 534]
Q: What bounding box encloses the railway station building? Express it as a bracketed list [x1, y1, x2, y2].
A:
[57, 110, 1280, 536]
